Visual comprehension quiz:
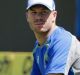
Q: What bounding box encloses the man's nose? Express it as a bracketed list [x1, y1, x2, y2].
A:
[35, 13, 42, 19]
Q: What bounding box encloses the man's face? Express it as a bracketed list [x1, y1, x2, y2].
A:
[26, 5, 57, 33]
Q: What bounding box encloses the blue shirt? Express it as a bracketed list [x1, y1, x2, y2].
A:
[31, 26, 74, 75]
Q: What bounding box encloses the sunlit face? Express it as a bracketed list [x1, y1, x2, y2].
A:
[26, 5, 57, 34]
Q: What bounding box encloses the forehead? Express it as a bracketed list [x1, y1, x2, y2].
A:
[29, 4, 50, 11]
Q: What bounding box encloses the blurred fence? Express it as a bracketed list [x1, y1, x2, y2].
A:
[0, 52, 33, 75]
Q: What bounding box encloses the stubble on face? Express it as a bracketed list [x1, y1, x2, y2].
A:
[26, 5, 56, 34]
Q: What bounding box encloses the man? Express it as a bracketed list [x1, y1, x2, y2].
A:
[26, 0, 80, 75]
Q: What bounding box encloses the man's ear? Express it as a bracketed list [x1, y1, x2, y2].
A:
[52, 11, 57, 23]
[53, 11, 57, 18]
[25, 12, 29, 22]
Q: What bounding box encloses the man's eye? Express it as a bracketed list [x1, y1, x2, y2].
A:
[31, 12, 36, 14]
[42, 12, 47, 14]
[41, 11, 48, 15]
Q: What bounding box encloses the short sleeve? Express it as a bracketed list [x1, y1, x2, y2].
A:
[45, 33, 72, 74]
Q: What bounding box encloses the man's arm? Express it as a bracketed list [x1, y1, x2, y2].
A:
[48, 73, 64, 75]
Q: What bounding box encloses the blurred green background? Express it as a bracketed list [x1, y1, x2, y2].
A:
[0, 52, 33, 75]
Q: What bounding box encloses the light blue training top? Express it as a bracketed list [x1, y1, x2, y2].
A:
[31, 26, 74, 75]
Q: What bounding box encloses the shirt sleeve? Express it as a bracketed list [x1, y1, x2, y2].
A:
[45, 34, 72, 74]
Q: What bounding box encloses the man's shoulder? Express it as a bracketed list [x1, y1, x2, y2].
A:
[51, 26, 72, 40]
[50, 26, 72, 45]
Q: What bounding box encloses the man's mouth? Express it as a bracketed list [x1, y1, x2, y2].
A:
[34, 19, 45, 25]
[35, 22, 45, 25]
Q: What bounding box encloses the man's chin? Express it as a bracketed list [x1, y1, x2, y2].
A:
[34, 29, 48, 33]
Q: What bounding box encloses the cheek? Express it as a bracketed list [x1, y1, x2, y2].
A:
[26, 13, 32, 23]
[46, 17, 52, 25]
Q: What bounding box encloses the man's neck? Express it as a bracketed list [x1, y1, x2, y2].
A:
[34, 25, 57, 46]
[34, 32, 48, 46]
